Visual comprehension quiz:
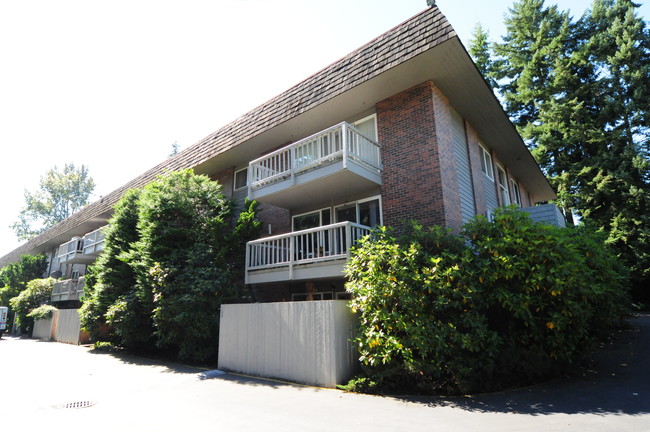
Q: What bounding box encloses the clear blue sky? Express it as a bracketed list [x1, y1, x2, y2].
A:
[0, 0, 648, 257]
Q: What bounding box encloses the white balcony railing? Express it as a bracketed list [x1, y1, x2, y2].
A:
[245, 221, 371, 282]
[57, 237, 84, 264]
[51, 277, 85, 302]
[83, 226, 106, 255]
[248, 122, 382, 190]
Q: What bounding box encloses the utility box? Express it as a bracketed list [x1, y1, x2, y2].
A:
[0, 306, 8, 338]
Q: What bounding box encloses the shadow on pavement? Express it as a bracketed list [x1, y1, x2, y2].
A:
[88, 348, 205, 375]
[400, 314, 650, 416]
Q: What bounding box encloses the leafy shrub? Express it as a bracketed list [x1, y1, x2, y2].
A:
[81, 170, 261, 362]
[9, 277, 55, 335]
[27, 304, 57, 321]
[0, 254, 48, 327]
[345, 208, 630, 394]
[80, 188, 153, 349]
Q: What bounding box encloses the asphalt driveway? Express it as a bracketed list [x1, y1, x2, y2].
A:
[2, 315, 648, 431]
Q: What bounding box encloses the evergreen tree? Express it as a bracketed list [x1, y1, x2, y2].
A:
[80, 188, 154, 349]
[468, 24, 498, 90]
[468, 0, 650, 299]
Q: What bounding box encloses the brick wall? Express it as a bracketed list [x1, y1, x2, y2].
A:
[212, 166, 290, 236]
[431, 87, 464, 232]
[377, 81, 447, 231]
[258, 204, 290, 237]
[211, 168, 234, 198]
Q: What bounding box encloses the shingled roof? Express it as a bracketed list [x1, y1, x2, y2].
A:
[0, 6, 455, 268]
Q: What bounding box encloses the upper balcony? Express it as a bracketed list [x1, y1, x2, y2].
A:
[57, 237, 94, 265]
[82, 226, 106, 256]
[248, 122, 383, 209]
[51, 277, 85, 302]
[245, 221, 371, 284]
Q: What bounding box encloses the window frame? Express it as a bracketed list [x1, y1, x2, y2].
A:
[291, 195, 383, 231]
[497, 164, 510, 206]
[352, 114, 378, 142]
[511, 178, 522, 206]
[334, 195, 383, 227]
[479, 144, 494, 181]
[234, 167, 248, 191]
[291, 207, 331, 232]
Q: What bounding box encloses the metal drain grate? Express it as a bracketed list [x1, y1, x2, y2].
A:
[61, 400, 96, 409]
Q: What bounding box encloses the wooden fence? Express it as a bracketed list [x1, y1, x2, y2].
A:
[218, 300, 358, 388]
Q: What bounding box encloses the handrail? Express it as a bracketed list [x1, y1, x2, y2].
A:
[51, 277, 85, 301]
[245, 222, 371, 281]
[57, 238, 83, 263]
[248, 122, 381, 190]
[83, 226, 107, 255]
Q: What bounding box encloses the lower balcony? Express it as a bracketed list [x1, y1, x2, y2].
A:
[51, 277, 85, 302]
[245, 222, 371, 284]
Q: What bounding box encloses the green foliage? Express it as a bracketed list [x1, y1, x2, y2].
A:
[0, 254, 48, 328]
[469, 0, 650, 300]
[0, 254, 48, 292]
[9, 278, 55, 334]
[345, 209, 630, 395]
[81, 170, 261, 363]
[80, 188, 152, 349]
[12, 163, 95, 240]
[27, 304, 57, 321]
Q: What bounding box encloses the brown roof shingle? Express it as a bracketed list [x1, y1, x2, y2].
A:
[0, 6, 454, 268]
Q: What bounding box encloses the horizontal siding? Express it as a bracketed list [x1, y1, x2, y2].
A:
[450, 108, 475, 223]
[483, 174, 498, 216]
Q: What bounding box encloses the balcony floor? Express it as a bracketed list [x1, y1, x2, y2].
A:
[246, 258, 347, 284]
[249, 160, 381, 209]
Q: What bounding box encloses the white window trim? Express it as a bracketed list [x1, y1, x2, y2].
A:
[497, 164, 510, 206]
[234, 167, 248, 191]
[291, 291, 334, 301]
[479, 143, 494, 181]
[291, 195, 383, 231]
[353, 114, 377, 133]
[291, 207, 331, 231]
[334, 195, 383, 226]
[511, 179, 522, 206]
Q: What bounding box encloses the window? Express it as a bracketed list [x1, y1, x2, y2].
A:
[234, 167, 248, 190]
[511, 179, 522, 206]
[291, 292, 334, 301]
[353, 114, 378, 141]
[292, 208, 331, 231]
[497, 165, 510, 206]
[335, 196, 382, 227]
[292, 197, 382, 231]
[479, 144, 494, 180]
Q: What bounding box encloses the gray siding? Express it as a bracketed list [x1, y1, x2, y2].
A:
[483, 174, 498, 217]
[450, 109, 475, 223]
[521, 203, 566, 227]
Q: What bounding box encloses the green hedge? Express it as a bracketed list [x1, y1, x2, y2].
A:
[81, 170, 261, 363]
[9, 278, 56, 334]
[344, 207, 630, 394]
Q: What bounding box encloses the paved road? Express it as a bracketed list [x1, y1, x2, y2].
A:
[1, 315, 649, 431]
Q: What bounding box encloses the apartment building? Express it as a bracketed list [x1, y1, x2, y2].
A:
[0, 6, 562, 379]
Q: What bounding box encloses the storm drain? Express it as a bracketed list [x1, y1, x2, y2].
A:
[61, 400, 96, 409]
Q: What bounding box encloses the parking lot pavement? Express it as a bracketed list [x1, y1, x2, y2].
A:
[2, 315, 649, 431]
